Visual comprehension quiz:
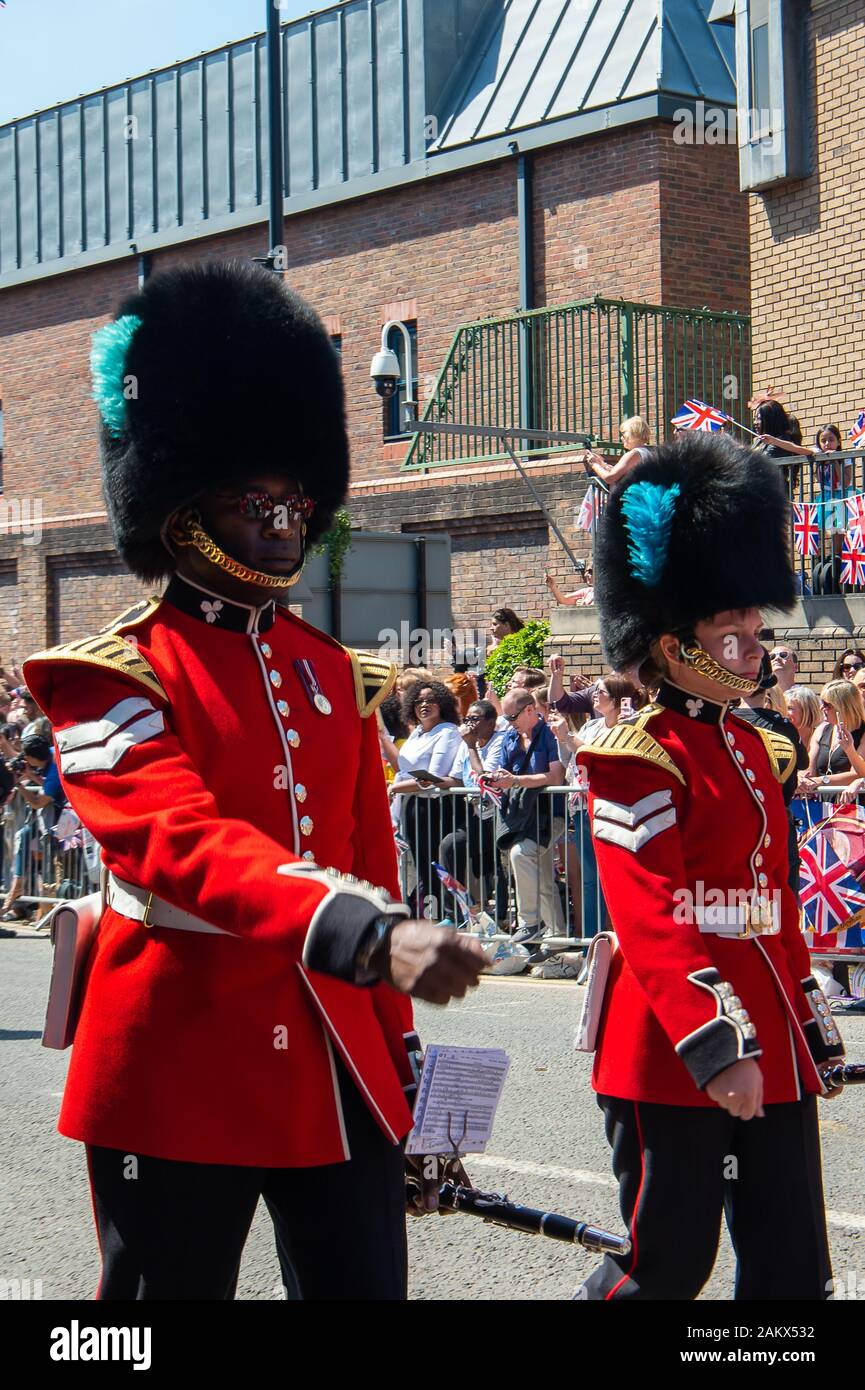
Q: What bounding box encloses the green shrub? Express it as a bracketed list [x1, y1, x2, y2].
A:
[484, 619, 551, 696]
[312, 508, 353, 585]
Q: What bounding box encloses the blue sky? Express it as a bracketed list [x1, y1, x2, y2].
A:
[0, 0, 320, 125]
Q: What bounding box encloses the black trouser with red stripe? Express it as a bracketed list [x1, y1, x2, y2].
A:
[580, 1093, 832, 1300]
[86, 1056, 408, 1301]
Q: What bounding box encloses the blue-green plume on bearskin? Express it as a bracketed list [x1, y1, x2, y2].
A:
[90, 314, 143, 437]
[620, 480, 681, 587]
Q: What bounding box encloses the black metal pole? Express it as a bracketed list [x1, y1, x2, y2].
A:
[265, 0, 285, 267]
[516, 151, 535, 449]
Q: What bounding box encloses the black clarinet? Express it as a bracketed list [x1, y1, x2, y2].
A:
[822, 1062, 865, 1088]
[437, 1182, 631, 1255]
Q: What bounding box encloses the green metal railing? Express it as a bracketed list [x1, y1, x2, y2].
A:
[403, 296, 751, 471]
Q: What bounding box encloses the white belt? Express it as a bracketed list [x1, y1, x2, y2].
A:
[106, 872, 230, 936]
[692, 900, 780, 939]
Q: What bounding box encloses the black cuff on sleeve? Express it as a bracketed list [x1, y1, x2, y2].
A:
[304, 894, 391, 982]
[801, 976, 845, 1064]
[675, 967, 762, 1090]
[280, 861, 410, 984]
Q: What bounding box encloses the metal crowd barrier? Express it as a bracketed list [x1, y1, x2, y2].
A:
[1, 814, 99, 926]
[395, 785, 602, 949]
[393, 785, 865, 994]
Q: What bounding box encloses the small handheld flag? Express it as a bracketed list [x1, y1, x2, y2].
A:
[432, 862, 476, 922]
[670, 399, 731, 433]
[477, 774, 504, 810]
[576, 489, 596, 532]
[849, 412, 865, 447]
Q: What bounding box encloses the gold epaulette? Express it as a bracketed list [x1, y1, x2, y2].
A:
[578, 706, 686, 786]
[747, 723, 798, 784]
[344, 648, 397, 718]
[24, 595, 167, 705]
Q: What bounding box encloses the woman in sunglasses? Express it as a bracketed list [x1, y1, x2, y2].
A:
[831, 648, 865, 681]
[799, 680, 865, 796]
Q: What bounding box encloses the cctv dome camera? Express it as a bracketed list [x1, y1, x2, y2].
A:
[370, 348, 401, 400]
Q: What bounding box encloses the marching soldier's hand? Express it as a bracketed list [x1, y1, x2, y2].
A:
[706, 1058, 764, 1120]
[821, 1057, 845, 1101]
[404, 1152, 473, 1215]
[371, 922, 487, 1004]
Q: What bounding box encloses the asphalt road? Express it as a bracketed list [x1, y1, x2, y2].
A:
[2, 937, 864, 1301]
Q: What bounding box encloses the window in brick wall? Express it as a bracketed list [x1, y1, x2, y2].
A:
[750, 5, 771, 138]
[726, 0, 809, 190]
[331, 334, 342, 360]
[383, 321, 418, 443]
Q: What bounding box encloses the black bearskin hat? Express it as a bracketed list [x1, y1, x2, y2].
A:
[90, 259, 348, 581]
[593, 433, 795, 672]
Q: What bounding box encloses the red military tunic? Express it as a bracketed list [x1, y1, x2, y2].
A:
[577, 680, 843, 1107]
[24, 573, 417, 1167]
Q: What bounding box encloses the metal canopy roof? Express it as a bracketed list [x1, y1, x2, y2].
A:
[430, 0, 736, 151]
[0, 0, 735, 288]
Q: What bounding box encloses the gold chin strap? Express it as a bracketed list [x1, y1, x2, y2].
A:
[680, 643, 761, 695]
[178, 517, 305, 590]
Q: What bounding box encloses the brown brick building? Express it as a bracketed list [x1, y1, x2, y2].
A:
[724, 0, 865, 434]
[0, 0, 749, 666]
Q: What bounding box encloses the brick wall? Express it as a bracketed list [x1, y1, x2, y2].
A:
[659, 127, 751, 313]
[47, 552, 146, 645]
[535, 124, 749, 314]
[348, 459, 596, 634]
[749, 1, 865, 437]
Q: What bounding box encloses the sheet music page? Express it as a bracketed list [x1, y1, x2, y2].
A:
[404, 1045, 510, 1155]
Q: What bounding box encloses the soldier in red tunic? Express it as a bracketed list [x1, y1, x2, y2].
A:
[24, 261, 485, 1300]
[575, 433, 844, 1300]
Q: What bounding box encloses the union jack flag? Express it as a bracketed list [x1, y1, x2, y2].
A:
[849, 411, 865, 447]
[576, 489, 596, 532]
[432, 862, 475, 921]
[477, 774, 504, 809]
[670, 399, 731, 433]
[841, 528, 865, 586]
[846, 494, 865, 530]
[792, 502, 820, 557]
[799, 834, 865, 937]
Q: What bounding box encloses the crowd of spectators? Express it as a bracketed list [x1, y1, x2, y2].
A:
[377, 624, 648, 974]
